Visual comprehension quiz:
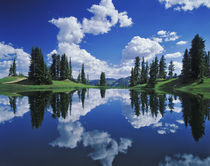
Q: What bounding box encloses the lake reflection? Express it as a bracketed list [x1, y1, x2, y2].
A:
[0, 89, 209, 166]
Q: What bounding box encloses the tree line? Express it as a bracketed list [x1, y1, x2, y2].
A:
[129, 34, 210, 87]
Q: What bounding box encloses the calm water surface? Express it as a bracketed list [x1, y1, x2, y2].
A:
[0, 89, 209, 166]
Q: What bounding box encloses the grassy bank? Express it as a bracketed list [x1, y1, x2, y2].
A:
[0, 76, 97, 96]
[132, 78, 210, 99]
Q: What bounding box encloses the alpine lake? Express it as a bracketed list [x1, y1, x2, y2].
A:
[0, 89, 209, 166]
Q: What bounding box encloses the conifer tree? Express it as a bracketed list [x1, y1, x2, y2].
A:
[56, 55, 61, 80]
[158, 55, 166, 79]
[9, 64, 13, 76]
[154, 56, 159, 78]
[77, 71, 81, 83]
[134, 56, 140, 85]
[60, 54, 69, 80]
[181, 49, 191, 83]
[145, 61, 149, 83]
[148, 60, 157, 88]
[69, 57, 73, 80]
[100, 72, 106, 86]
[12, 59, 17, 76]
[129, 68, 135, 87]
[81, 64, 86, 84]
[190, 34, 206, 81]
[168, 60, 175, 79]
[140, 57, 146, 83]
[28, 47, 36, 80]
[50, 54, 57, 80]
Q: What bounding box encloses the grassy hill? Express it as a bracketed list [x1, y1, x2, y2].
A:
[0, 76, 97, 96]
[132, 78, 210, 99]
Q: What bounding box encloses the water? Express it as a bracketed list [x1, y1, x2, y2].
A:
[0, 89, 209, 166]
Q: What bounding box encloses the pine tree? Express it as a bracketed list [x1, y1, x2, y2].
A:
[60, 54, 69, 80]
[69, 57, 73, 80]
[140, 57, 145, 83]
[181, 49, 191, 83]
[81, 64, 86, 84]
[145, 61, 149, 83]
[148, 61, 157, 88]
[129, 68, 135, 87]
[56, 55, 61, 80]
[154, 56, 159, 78]
[50, 54, 57, 80]
[168, 60, 175, 79]
[100, 72, 106, 86]
[134, 56, 140, 85]
[12, 59, 17, 76]
[8, 64, 13, 76]
[190, 34, 206, 81]
[28, 47, 36, 80]
[77, 71, 81, 83]
[159, 55, 166, 79]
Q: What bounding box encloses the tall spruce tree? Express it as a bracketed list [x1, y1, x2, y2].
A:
[28, 47, 36, 80]
[60, 54, 69, 80]
[129, 68, 135, 87]
[148, 60, 157, 88]
[77, 71, 81, 83]
[190, 34, 206, 81]
[81, 64, 86, 84]
[56, 55, 61, 80]
[100, 72, 106, 86]
[159, 55, 166, 79]
[154, 56, 159, 78]
[12, 59, 17, 76]
[168, 60, 175, 79]
[140, 57, 146, 83]
[50, 54, 57, 80]
[145, 62, 149, 83]
[181, 49, 191, 83]
[134, 56, 140, 85]
[69, 57, 73, 80]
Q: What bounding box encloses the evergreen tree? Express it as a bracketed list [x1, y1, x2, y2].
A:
[154, 56, 159, 78]
[190, 34, 206, 81]
[140, 57, 146, 83]
[168, 60, 175, 79]
[12, 59, 17, 76]
[56, 55, 61, 80]
[145, 62, 149, 83]
[50, 54, 57, 80]
[148, 60, 157, 88]
[81, 64, 86, 84]
[133, 56, 140, 85]
[100, 72, 106, 86]
[181, 49, 191, 83]
[129, 68, 135, 87]
[28, 47, 52, 84]
[69, 57, 73, 80]
[60, 54, 69, 80]
[77, 71, 81, 83]
[158, 55, 166, 79]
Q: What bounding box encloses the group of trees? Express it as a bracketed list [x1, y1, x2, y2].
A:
[8, 59, 17, 76]
[181, 34, 210, 83]
[130, 55, 173, 87]
[28, 47, 52, 85]
[27, 47, 89, 85]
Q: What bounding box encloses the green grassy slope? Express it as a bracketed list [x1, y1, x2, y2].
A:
[0, 77, 97, 96]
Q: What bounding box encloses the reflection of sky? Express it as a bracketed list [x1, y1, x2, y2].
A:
[159, 154, 210, 166]
[0, 95, 29, 124]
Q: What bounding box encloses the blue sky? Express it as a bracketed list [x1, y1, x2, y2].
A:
[0, 0, 210, 79]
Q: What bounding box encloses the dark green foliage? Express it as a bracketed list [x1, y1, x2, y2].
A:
[154, 56, 159, 78]
[56, 55, 61, 80]
[148, 60, 157, 88]
[69, 57, 73, 80]
[50, 54, 57, 80]
[8, 59, 17, 76]
[28, 47, 52, 84]
[158, 55, 166, 79]
[60, 54, 69, 80]
[134, 56, 140, 85]
[168, 60, 175, 79]
[181, 49, 191, 83]
[100, 89, 106, 98]
[140, 57, 148, 84]
[81, 64, 86, 84]
[190, 34, 206, 81]
[100, 72, 106, 86]
[77, 72, 81, 83]
[129, 68, 135, 87]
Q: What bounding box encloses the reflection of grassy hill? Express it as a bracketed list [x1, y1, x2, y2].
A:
[0, 76, 96, 96]
[132, 78, 210, 99]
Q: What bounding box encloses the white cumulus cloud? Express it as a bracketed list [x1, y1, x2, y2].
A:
[165, 52, 182, 58]
[159, 0, 210, 11]
[122, 36, 164, 61]
[157, 30, 179, 42]
[176, 40, 188, 45]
